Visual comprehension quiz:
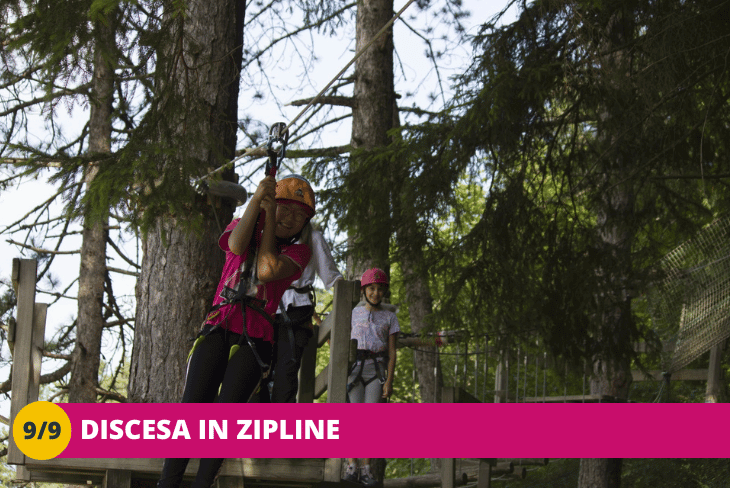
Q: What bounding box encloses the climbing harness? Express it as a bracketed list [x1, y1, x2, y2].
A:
[189, 237, 274, 377]
[193, 0, 419, 184]
[275, 284, 316, 370]
[346, 350, 389, 402]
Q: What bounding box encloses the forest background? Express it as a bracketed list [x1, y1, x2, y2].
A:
[2, 0, 730, 486]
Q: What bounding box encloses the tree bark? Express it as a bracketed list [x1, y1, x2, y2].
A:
[349, 0, 395, 481]
[578, 459, 622, 488]
[349, 0, 396, 273]
[402, 257, 442, 403]
[68, 10, 116, 404]
[128, 0, 244, 403]
[579, 9, 636, 487]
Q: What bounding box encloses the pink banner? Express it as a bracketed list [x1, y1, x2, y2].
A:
[57, 403, 730, 459]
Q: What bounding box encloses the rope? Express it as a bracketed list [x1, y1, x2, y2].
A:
[194, 0, 418, 184]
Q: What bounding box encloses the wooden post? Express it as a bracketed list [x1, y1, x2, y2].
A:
[103, 469, 132, 488]
[326, 280, 358, 403]
[494, 353, 508, 403]
[476, 459, 494, 488]
[297, 323, 319, 403]
[441, 459, 456, 488]
[216, 476, 244, 488]
[705, 341, 725, 403]
[29, 303, 48, 402]
[442, 386, 481, 404]
[8, 258, 38, 466]
[324, 280, 358, 482]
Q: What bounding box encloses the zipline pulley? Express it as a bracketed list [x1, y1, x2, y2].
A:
[266, 122, 289, 177]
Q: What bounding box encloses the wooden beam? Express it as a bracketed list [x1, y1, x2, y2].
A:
[323, 458, 342, 484]
[705, 342, 725, 402]
[384, 471, 469, 487]
[317, 313, 333, 347]
[521, 394, 627, 403]
[297, 324, 319, 403]
[30, 303, 47, 402]
[441, 459, 455, 488]
[632, 369, 708, 382]
[442, 387, 481, 404]
[8, 258, 37, 466]
[315, 364, 329, 398]
[502, 458, 549, 466]
[326, 280, 358, 404]
[103, 469, 132, 488]
[477, 459, 493, 488]
[492, 461, 513, 475]
[23, 457, 327, 484]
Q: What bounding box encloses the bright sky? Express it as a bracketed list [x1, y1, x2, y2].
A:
[0, 0, 515, 420]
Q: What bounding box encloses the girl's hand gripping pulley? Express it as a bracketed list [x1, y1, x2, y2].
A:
[266, 122, 289, 177]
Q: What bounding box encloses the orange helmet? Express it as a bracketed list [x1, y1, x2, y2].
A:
[276, 174, 316, 217]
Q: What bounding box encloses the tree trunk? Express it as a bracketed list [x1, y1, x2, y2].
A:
[68, 11, 116, 404]
[130, 219, 225, 402]
[349, 0, 395, 481]
[403, 260, 442, 403]
[349, 0, 395, 273]
[390, 87, 443, 408]
[579, 9, 635, 487]
[128, 0, 244, 403]
[578, 459, 622, 488]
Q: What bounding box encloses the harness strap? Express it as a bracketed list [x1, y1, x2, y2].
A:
[278, 301, 298, 365]
[346, 350, 389, 401]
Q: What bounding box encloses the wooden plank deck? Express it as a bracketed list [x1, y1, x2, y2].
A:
[20, 457, 329, 486]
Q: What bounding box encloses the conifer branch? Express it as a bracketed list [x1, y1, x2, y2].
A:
[0, 83, 92, 118]
[95, 387, 128, 403]
[1, 183, 79, 234]
[106, 237, 141, 269]
[0, 158, 63, 167]
[289, 95, 356, 108]
[287, 145, 351, 158]
[107, 266, 140, 277]
[0, 361, 72, 395]
[43, 351, 72, 361]
[104, 318, 135, 328]
[5, 239, 80, 255]
[290, 114, 351, 146]
[241, 2, 356, 72]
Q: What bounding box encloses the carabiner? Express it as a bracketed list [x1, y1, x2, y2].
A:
[266, 122, 289, 177]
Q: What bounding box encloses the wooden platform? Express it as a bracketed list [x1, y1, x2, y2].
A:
[520, 394, 629, 403]
[6, 264, 358, 488]
[19, 457, 338, 487]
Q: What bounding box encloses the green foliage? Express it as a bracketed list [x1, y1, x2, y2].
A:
[315, 0, 730, 375]
[489, 459, 730, 488]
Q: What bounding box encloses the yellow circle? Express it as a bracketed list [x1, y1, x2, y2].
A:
[12, 401, 72, 460]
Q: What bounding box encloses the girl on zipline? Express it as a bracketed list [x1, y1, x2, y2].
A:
[343, 268, 400, 486]
[158, 174, 316, 488]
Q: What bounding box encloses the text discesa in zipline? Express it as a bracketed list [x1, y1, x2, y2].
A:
[81, 419, 340, 440]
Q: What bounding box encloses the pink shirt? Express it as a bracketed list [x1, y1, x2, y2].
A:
[205, 218, 311, 342]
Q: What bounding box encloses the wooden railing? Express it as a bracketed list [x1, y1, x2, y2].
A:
[6, 260, 360, 487]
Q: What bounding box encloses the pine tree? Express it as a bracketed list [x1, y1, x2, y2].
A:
[127, 0, 246, 403]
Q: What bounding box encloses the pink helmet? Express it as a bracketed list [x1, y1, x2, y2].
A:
[361, 268, 389, 288]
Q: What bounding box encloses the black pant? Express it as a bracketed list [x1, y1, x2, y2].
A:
[269, 316, 313, 403]
[158, 327, 272, 488]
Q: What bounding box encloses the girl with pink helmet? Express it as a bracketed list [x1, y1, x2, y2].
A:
[343, 267, 400, 486]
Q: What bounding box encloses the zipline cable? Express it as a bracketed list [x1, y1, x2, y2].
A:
[193, 0, 418, 185]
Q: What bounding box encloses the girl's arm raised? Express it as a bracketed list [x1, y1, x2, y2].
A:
[228, 177, 276, 255]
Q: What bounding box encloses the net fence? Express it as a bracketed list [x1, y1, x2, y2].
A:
[648, 216, 730, 373]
